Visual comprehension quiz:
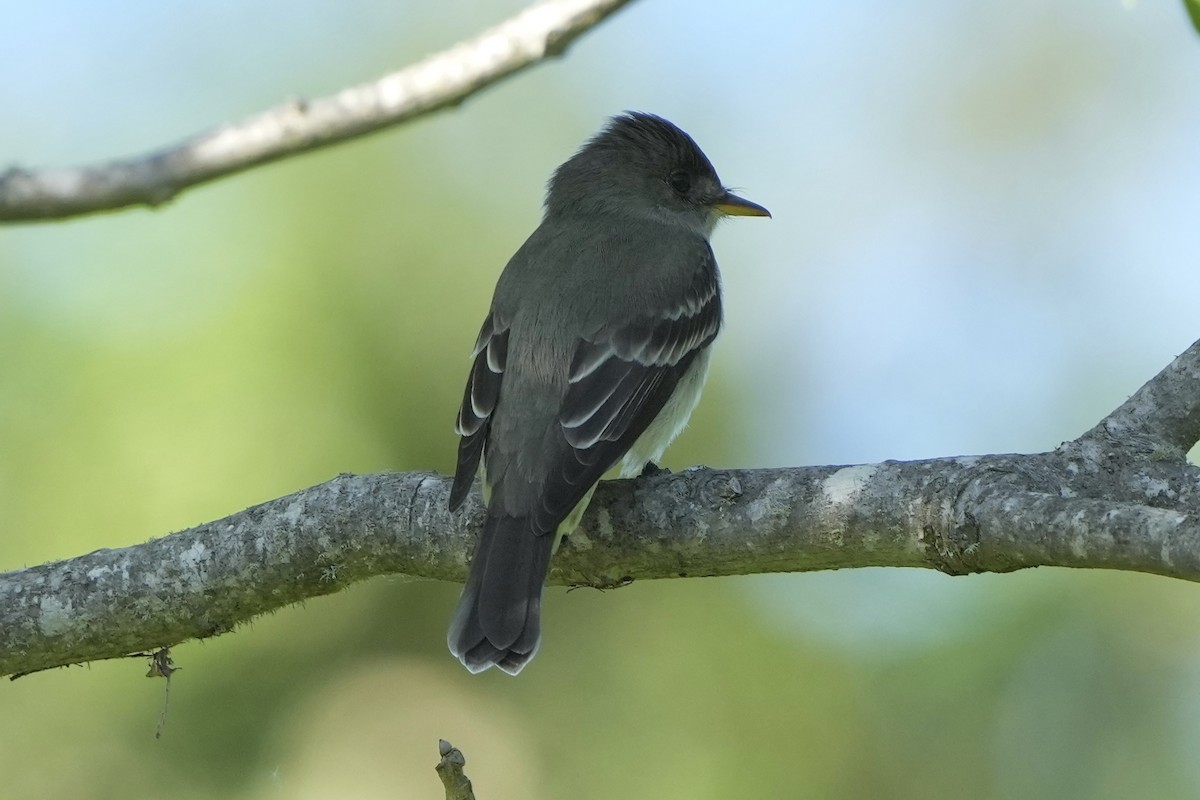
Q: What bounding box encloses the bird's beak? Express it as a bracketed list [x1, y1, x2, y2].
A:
[713, 191, 771, 218]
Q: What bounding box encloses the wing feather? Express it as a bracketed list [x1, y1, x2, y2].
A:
[529, 257, 722, 533]
[450, 314, 508, 511]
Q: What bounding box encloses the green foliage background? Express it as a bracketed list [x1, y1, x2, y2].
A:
[2, 2, 1199, 798]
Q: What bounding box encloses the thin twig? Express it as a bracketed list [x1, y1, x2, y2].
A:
[0, 0, 634, 223]
[436, 740, 476, 800]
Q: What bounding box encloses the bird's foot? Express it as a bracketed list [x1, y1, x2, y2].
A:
[638, 461, 669, 478]
[567, 575, 635, 592]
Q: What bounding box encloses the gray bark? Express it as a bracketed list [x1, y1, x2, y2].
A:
[3, 337, 1200, 679]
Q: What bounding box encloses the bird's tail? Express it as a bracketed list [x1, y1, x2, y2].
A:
[447, 514, 554, 675]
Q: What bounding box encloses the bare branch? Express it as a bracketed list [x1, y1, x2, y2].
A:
[0, 0, 634, 223]
[4, 338, 1200, 680]
[965, 491, 1200, 575]
[436, 740, 476, 800]
[1077, 337, 1200, 455]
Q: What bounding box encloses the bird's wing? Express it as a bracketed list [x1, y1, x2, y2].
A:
[450, 312, 509, 511]
[530, 254, 722, 535]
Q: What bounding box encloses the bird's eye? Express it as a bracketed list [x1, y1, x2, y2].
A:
[667, 169, 692, 196]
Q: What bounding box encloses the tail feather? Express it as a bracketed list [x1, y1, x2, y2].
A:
[448, 515, 553, 675]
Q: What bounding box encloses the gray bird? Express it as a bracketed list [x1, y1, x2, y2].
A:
[448, 112, 769, 674]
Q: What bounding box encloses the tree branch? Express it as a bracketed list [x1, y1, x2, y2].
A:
[436, 740, 476, 800]
[4, 337, 1200, 678]
[1077, 340, 1200, 455]
[0, 0, 634, 223]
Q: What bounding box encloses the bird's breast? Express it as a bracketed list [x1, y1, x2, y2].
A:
[617, 347, 714, 478]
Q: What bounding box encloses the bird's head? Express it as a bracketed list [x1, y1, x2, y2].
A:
[546, 112, 770, 235]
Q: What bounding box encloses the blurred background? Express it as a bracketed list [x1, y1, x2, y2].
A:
[3, 0, 1200, 797]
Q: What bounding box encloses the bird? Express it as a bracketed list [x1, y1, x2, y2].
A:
[447, 111, 769, 674]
